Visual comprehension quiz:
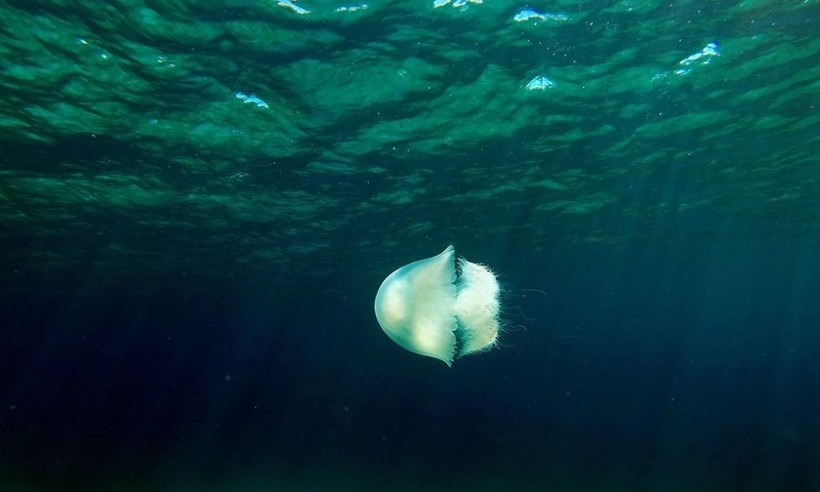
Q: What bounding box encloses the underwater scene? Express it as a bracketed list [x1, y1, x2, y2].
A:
[1, 0, 819, 490]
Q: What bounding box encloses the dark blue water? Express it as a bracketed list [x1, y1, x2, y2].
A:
[2, 233, 819, 490]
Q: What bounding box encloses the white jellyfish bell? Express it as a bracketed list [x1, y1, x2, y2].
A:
[374, 245, 501, 366]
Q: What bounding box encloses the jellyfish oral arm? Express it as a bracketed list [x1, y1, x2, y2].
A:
[454, 259, 500, 357]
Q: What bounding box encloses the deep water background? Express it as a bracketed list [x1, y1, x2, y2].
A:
[1, 0, 819, 490]
[3, 234, 819, 491]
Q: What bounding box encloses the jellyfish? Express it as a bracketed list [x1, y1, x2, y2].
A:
[374, 245, 501, 366]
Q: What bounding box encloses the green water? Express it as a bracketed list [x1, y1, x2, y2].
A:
[1, 0, 817, 288]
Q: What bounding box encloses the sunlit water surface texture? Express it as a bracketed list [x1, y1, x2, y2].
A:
[1, 0, 819, 490]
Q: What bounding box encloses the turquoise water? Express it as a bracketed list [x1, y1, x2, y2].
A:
[1, 1, 819, 490]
